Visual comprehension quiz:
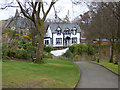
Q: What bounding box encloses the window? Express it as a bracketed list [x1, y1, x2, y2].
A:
[56, 26, 61, 35]
[56, 38, 62, 45]
[64, 28, 70, 35]
[57, 30, 61, 35]
[65, 30, 70, 35]
[72, 27, 77, 35]
[45, 40, 49, 45]
[72, 37, 77, 44]
[71, 30, 76, 35]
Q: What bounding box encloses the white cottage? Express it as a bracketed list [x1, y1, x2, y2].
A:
[44, 23, 81, 47]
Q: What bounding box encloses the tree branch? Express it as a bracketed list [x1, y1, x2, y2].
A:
[103, 2, 120, 20]
[37, 2, 42, 18]
[0, 5, 19, 10]
[43, 0, 56, 20]
[42, 3, 45, 16]
[16, 0, 33, 20]
[31, 2, 38, 20]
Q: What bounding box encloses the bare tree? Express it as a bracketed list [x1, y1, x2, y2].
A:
[1, 0, 57, 62]
[16, 0, 58, 62]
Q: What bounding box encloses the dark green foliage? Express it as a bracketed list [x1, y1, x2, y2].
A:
[26, 42, 37, 52]
[77, 44, 88, 55]
[3, 56, 11, 60]
[69, 44, 88, 56]
[62, 50, 73, 58]
[19, 38, 27, 49]
[63, 44, 96, 59]
[2, 48, 8, 58]
[87, 44, 95, 55]
[69, 45, 76, 53]
[15, 38, 37, 59]
[7, 49, 16, 58]
[2, 45, 16, 59]
[2, 38, 37, 60]
[117, 44, 120, 52]
[15, 40, 37, 59]
[15, 49, 29, 59]
[44, 46, 54, 53]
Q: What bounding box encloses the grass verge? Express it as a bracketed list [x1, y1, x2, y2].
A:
[2, 58, 80, 88]
[97, 62, 119, 74]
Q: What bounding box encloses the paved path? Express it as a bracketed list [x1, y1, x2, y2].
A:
[75, 62, 118, 88]
[50, 48, 68, 56]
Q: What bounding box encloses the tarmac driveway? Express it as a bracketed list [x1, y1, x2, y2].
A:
[75, 62, 118, 88]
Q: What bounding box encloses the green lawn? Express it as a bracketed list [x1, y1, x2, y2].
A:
[97, 62, 119, 74]
[2, 58, 80, 88]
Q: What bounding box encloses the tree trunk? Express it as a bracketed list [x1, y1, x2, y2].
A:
[109, 39, 114, 63]
[97, 38, 101, 63]
[35, 20, 44, 63]
[114, 40, 119, 64]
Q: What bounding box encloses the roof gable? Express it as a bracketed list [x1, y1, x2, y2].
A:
[5, 16, 32, 29]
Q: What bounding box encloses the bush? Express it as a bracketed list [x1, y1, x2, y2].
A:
[2, 48, 16, 59]
[26, 42, 37, 53]
[75, 55, 81, 60]
[69, 44, 88, 56]
[77, 44, 88, 55]
[15, 49, 29, 59]
[69, 45, 76, 53]
[63, 43, 96, 59]
[7, 49, 16, 58]
[3, 56, 11, 60]
[87, 44, 95, 55]
[62, 50, 73, 58]
[43, 51, 53, 58]
[45, 46, 54, 53]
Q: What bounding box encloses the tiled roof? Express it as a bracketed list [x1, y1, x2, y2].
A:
[49, 23, 81, 33]
[5, 16, 33, 29]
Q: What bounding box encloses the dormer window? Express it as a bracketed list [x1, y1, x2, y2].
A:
[72, 27, 77, 35]
[56, 26, 61, 35]
[64, 27, 70, 35]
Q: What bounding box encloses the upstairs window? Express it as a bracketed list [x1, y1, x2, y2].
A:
[56, 26, 61, 35]
[57, 30, 61, 35]
[56, 38, 62, 45]
[72, 27, 77, 35]
[64, 28, 70, 35]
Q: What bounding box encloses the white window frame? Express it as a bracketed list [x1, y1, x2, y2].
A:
[56, 38, 62, 45]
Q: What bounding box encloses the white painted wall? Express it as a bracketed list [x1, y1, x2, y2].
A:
[53, 33, 63, 47]
[45, 27, 52, 38]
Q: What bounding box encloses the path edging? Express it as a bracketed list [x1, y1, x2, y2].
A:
[74, 63, 81, 89]
[90, 61, 120, 76]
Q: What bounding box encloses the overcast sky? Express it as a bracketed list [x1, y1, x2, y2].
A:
[0, 0, 89, 21]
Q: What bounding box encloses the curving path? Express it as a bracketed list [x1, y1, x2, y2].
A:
[75, 62, 118, 88]
[50, 48, 68, 56]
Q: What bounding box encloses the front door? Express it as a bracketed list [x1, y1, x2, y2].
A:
[65, 36, 70, 47]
